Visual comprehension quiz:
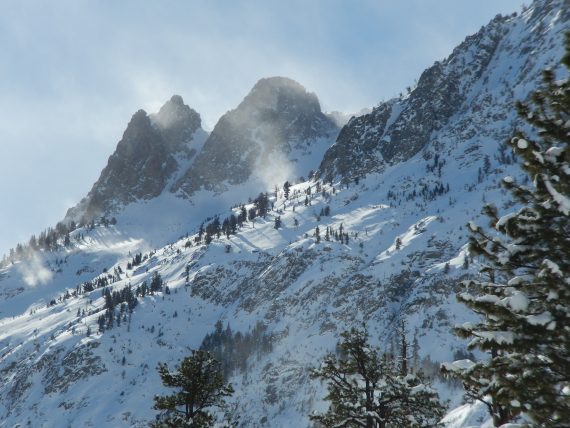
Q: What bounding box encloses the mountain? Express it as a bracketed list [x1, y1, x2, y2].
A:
[0, 1, 568, 427]
[318, 0, 570, 182]
[172, 76, 338, 197]
[65, 95, 206, 223]
[64, 78, 338, 249]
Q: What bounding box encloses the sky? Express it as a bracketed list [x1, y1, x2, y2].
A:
[0, 0, 526, 256]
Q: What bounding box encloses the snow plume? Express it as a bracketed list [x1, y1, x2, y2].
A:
[16, 251, 53, 287]
[254, 147, 294, 191]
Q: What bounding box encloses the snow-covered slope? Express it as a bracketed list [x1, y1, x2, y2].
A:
[0, 1, 568, 426]
[63, 77, 339, 254]
[318, 0, 570, 183]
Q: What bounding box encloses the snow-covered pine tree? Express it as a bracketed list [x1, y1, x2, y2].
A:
[152, 350, 234, 427]
[443, 33, 570, 427]
[310, 327, 444, 428]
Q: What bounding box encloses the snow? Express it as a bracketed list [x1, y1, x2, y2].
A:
[504, 291, 529, 312]
[468, 221, 479, 232]
[525, 312, 553, 326]
[496, 212, 516, 228]
[441, 401, 490, 428]
[517, 138, 528, 150]
[478, 331, 515, 345]
[441, 359, 475, 373]
[542, 259, 562, 276]
[543, 176, 570, 215]
[545, 146, 564, 160]
[0, 1, 568, 426]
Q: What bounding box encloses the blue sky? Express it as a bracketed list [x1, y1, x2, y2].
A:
[0, 0, 526, 255]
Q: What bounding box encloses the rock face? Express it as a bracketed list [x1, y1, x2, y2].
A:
[173, 77, 338, 196]
[150, 95, 202, 152]
[317, 2, 570, 182]
[66, 78, 337, 223]
[65, 96, 203, 222]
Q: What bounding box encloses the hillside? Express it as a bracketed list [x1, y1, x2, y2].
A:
[0, 1, 568, 426]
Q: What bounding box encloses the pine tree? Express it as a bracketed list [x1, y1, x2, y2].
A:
[311, 327, 444, 428]
[152, 350, 234, 427]
[239, 205, 247, 226]
[443, 34, 570, 427]
[283, 181, 291, 200]
[247, 207, 256, 222]
[397, 320, 408, 376]
[254, 193, 269, 218]
[198, 223, 204, 242]
[150, 271, 163, 294]
[274, 216, 282, 229]
[395, 237, 402, 251]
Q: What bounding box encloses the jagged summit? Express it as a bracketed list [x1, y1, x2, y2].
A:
[150, 95, 202, 149]
[318, 0, 570, 184]
[65, 79, 338, 224]
[115, 109, 154, 156]
[172, 77, 338, 196]
[65, 96, 204, 223]
[240, 76, 321, 115]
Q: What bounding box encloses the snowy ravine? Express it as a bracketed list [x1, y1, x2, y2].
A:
[0, 1, 568, 427]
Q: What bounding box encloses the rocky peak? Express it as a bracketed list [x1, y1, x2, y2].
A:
[65, 97, 204, 223]
[317, 0, 570, 185]
[114, 109, 154, 157]
[317, 11, 513, 183]
[241, 77, 321, 117]
[173, 77, 338, 196]
[150, 95, 202, 150]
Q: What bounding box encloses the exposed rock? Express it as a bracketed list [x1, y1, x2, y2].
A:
[317, 13, 508, 182]
[42, 342, 106, 394]
[65, 96, 203, 222]
[150, 95, 201, 151]
[173, 77, 338, 196]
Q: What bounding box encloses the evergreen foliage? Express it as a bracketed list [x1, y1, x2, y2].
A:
[200, 321, 273, 379]
[443, 33, 570, 427]
[150, 271, 164, 294]
[97, 284, 137, 332]
[152, 350, 234, 427]
[253, 193, 269, 218]
[127, 252, 144, 270]
[283, 181, 291, 200]
[0, 216, 118, 268]
[311, 327, 444, 428]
